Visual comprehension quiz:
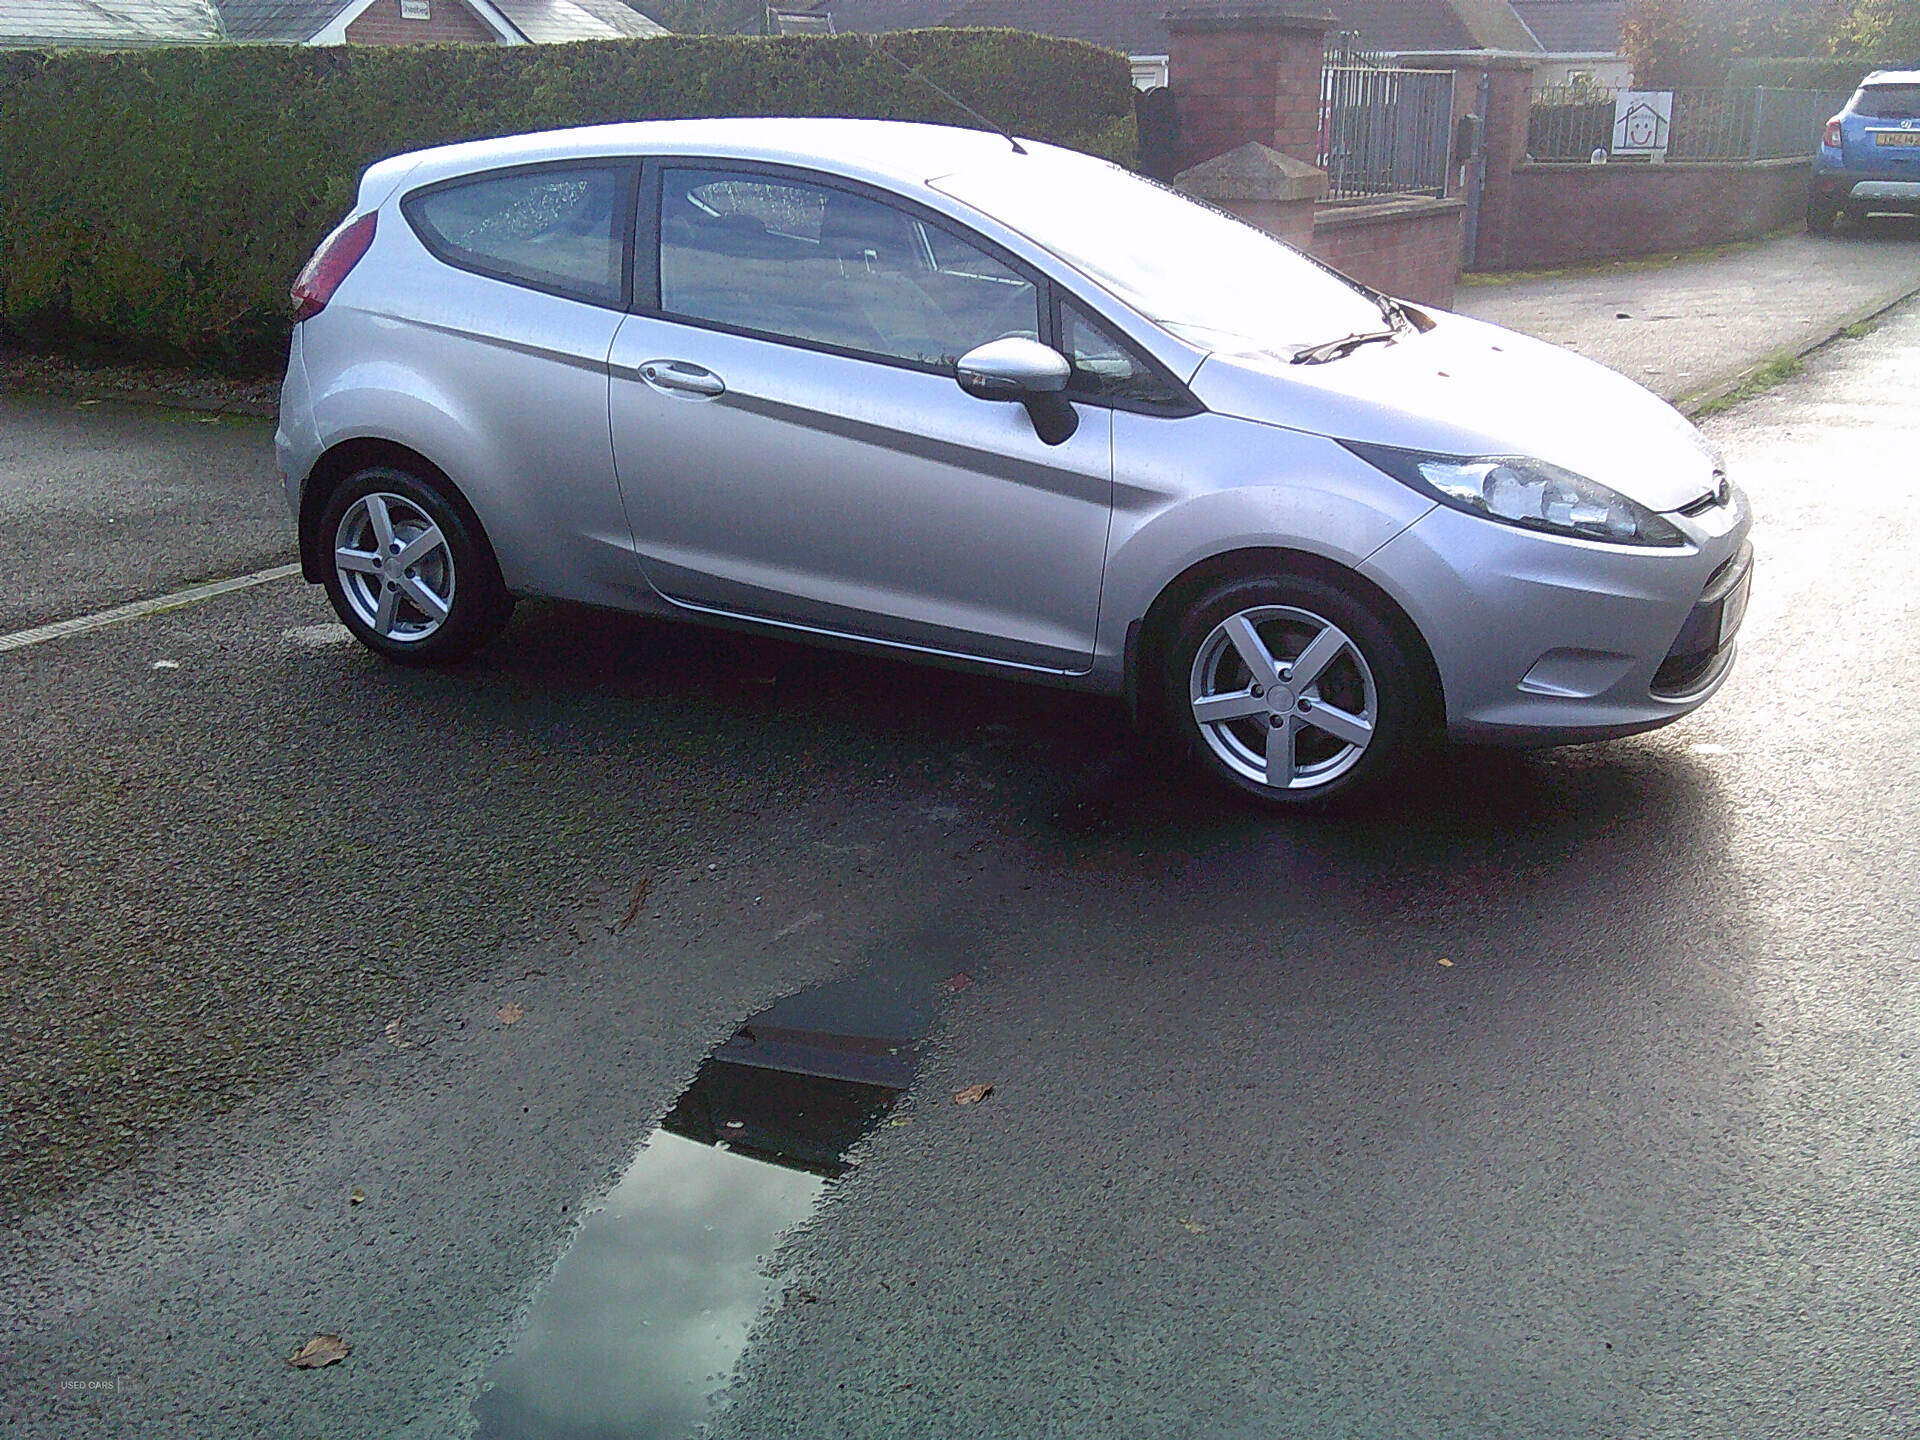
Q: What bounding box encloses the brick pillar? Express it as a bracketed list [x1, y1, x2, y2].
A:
[1460, 57, 1535, 270]
[1166, 3, 1336, 172]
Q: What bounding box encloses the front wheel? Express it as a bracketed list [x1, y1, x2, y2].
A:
[1159, 572, 1429, 809]
[319, 465, 512, 665]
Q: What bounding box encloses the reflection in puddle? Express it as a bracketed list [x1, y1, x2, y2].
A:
[473, 950, 956, 1438]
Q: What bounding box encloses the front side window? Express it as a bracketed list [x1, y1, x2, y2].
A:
[408, 166, 625, 306]
[658, 167, 1039, 370]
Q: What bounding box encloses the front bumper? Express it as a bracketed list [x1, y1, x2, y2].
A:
[1361, 486, 1753, 745]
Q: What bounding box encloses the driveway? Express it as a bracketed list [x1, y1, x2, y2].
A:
[1458, 218, 1920, 407]
[3, 304, 1919, 1439]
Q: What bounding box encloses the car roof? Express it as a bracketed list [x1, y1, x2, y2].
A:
[373, 117, 1056, 198]
[1862, 70, 1920, 86]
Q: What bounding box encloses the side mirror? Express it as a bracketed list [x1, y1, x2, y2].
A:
[955, 338, 1078, 446]
[956, 337, 1070, 399]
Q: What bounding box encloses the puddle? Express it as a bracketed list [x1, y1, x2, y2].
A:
[472, 941, 965, 1439]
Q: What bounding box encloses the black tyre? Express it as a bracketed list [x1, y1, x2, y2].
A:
[318, 464, 512, 665]
[1158, 570, 1429, 809]
[1807, 197, 1842, 234]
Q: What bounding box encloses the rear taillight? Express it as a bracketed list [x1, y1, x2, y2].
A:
[290, 212, 377, 323]
[1823, 118, 1843, 149]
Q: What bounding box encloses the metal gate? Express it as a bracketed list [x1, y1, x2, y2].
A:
[1319, 65, 1457, 199]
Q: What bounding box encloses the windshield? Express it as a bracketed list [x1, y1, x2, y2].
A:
[933, 154, 1390, 359]
[1856, 83, 1920, 120]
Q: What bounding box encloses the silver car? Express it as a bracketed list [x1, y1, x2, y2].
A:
[278, 118, 1752, 808]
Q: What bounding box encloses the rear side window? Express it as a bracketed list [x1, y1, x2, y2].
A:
[657, 166, 1040, 370]
[1855, 85, 1920, 120]
[407, 165, 627, 306]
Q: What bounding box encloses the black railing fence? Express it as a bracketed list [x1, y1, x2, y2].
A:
[1528, 85, 1857, 162]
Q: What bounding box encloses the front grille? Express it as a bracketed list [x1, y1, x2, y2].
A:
[1651, 543, 1752, 700]
[1677, 470, 1731, 517]
[1652, 647, 1722, 696]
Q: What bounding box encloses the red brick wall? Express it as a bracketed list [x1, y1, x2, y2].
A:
[1167, 11, 1331, 171]
[1479, 158, 1811, 270]
[1309, 198, 1466, 309]
[345, 0, 498, 45]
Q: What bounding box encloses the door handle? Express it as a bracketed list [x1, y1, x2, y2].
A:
[633, 360, 725, 398]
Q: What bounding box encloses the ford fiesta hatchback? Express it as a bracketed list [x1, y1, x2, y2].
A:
[279, 118, 1752, 808]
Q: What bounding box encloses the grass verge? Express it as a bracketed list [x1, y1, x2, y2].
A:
[1690, 351, 1805, 418]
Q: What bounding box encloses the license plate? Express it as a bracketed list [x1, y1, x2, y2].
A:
[1719, 564, 1753, 647]
[1874, 132, 1920, 146]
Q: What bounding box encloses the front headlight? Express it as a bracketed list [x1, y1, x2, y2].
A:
[1344, 442, 1688, 547]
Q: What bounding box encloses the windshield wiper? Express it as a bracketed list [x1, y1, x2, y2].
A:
[1376, 293, 1415, 328]
[1291, 329, 1399, 365]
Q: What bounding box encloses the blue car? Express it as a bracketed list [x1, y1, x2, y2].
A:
[1811, 68, 1920, 232]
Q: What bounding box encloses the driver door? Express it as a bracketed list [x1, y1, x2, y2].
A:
[607, 164, 1112, 673]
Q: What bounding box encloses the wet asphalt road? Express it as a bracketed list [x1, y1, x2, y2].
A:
[3, 302, 1919, 1438]
[0, 396, 291, 632]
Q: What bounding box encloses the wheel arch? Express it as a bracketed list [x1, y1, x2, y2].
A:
[1126, 546, 1446, 734]
[298, 437, 501, 587]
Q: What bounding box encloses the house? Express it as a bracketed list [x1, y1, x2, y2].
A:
[772, 0, 1628, 93]
[936, 0, 1172, 88]
[216, 0, 666, 45]
[1509, 0, 1630, 87]
[0, 0, 225, 48]
[1323, 0, 1631, 89]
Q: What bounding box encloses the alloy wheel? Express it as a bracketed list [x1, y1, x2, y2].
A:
[1187, 604, 1378, 792]
[332, 492, 456, 643]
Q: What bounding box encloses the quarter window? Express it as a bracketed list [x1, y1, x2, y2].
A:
[409, 166, 626, 306]
[658, 167, 1039, 370]
[1061, 301, 1186, 410]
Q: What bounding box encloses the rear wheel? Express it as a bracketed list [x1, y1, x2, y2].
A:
[319, 465, 512, 665]
[1806, 196, 1842, 234]
[1158, 571, 1429, 809]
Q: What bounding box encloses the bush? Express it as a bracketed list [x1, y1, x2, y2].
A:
[0, 31, 1135, 369]
[1725, 55, 1891, 90]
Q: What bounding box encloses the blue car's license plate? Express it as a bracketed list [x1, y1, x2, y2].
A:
[1874, 132, 1920, 146]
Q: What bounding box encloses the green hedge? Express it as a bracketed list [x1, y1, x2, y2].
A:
[1725, 56, 1888, 92]
[0, 31, 1135, 369]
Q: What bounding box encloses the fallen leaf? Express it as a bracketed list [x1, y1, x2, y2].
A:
[1436, 958, 1454, 968]
[953, 1082, 994, 1106]
[887, 1115, 913, 1127]
[383, 1020, 413, 1050]
[287, 1334, 349, 1369]
[496, 1003, 524, 1026]
[150, 660, 180, 670]
[615, 876, 651, 933]
[349, 1187, 365, 1206]
[943, 971, 975, 993]
[1179, 1218, 1208, 1235]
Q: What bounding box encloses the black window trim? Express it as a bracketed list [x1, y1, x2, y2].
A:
[636, 155, 1202, 416]
[401, 157, 643, 313]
